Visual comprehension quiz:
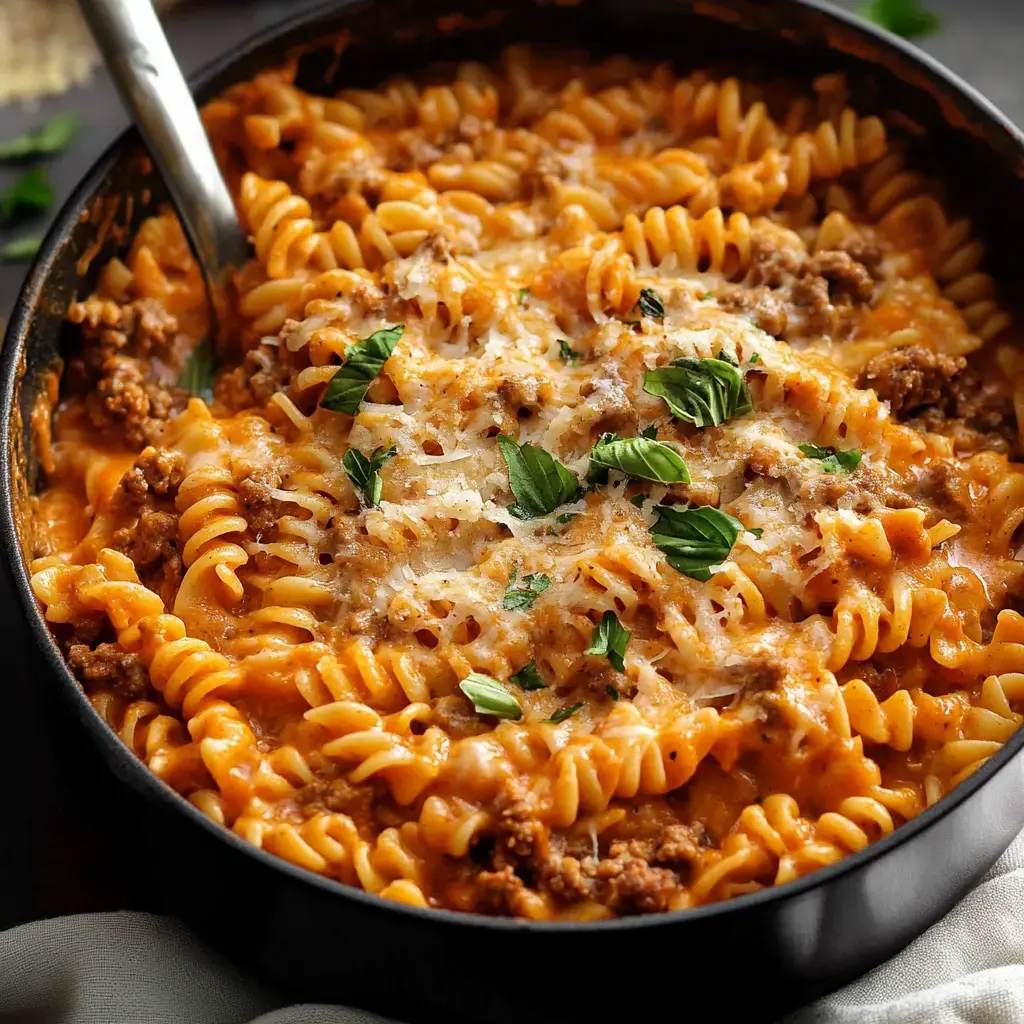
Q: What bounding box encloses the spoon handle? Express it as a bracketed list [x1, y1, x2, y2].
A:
[78, 0, 249, 289]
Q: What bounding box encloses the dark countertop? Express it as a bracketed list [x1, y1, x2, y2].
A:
[0, 0, 1021, 943]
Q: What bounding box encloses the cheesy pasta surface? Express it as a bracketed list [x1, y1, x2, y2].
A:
[28, 47, 1024, 919]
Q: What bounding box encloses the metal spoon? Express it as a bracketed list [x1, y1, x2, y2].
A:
[77, 0, 249, 296]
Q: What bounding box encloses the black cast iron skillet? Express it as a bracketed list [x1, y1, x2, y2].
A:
[4, 2, 1024, 1021]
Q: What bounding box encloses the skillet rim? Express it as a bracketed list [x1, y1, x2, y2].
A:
[3, 0, 1024, 935]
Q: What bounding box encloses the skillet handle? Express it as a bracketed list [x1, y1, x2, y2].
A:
[77, 0, 249, 291]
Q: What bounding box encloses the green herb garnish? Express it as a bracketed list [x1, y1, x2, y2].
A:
[636, 287, 665, 319]
[502, 570, 551, 611]
[1, 167, 53, 222]
[797, 443, 862, 475]
[588, 433, 690, 486]
[650, 505, 759, 581]
[0, 113, 79, 160]
[749, 352, 761, 364]
[320, 325, 404, 415]
[342, 445, 397, 507]
[459, 673, 523, 720]
[585, 610, 631, 673]
[518, 287, 530, 304]
[629, 494, 646, 508]
[497, 434, 581, 519]
[510, 660, 548, 690]
[643, 357, 753, 428]
[558, 339, 580, 363]
[555, 512, 578, 525]
[545, 701, 585, 724]
[606, 685, 620, 700]
[640, 424, 658, 439]
[0, 234, 41, 261]
[860, 0, 939, 38]
[178, 340, 215, 403]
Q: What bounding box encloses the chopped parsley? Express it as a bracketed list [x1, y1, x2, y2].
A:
[497, 434, 581, 519]
[636, 287, 665, 319]
[797, 443, 862, 475]
[585, 610, 631, 673]
[178, 340, 215, 403]
[0, 234, 41, 261]
[558, 339, 580, 363]
[643, 356, 753, 428]
[545, 701, 585, 724]
[320, 325, 404, 415]
[459, 673, 522, 720]
[860, 0, 939, 38]
[342, 445, 397, 507]
[587, 432, 690, 485]
[649, 505, 759, 582]
[1, 167, 53, 222]
[510, 660, 548, 690]
[502, 570, 551, 611]
[0, 113, 79, 159]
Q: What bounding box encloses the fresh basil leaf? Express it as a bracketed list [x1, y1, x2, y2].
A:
[748, 527, 764, 539]
[320, 325, 404, 415]
[459, 673, 523, 720]
[629, 494, 646, 509]
[510, 660, 548, 690]
[749, 352, 761, 364]
[497, 434, 581, 518]
[636, 287, 665, 319]
[1, 167, 53, 223]
[558, 339, 579, 363]
[343, 444, 397, 507]
[555, 512, 578, 525]
[178, 340, 215, 403]
[643, 357, 753, 428]
[545, 701, 585, 724]
[589, 435, 690, 485]
[640, 424, 658, 439]
[860, 0, 939, 38]
[797, 443, 862, 475]
[585, 610, 631, 673]
[0, 112, 79, 160]
[606, 685, 620, 700]
[650, 504, 759, 581]
[502, 570, 551, 611]
[0, 234, 41, 261]
[518, 287, 530, 304]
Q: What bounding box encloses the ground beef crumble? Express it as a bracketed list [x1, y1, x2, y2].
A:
[237, 466, 286, 535]
[215, 344, 290, 412]
[66, 641, 150, 699]
[294, 777, 374, 823]
[858, 346, 965, 418]
[120, 447, 185, 503]
[858, 346, 1019, 456]
[111, 508, 183, 601]
[726, 235, 880, 340]
[469, 782, 693, 916]
[67, 297, 189, 444]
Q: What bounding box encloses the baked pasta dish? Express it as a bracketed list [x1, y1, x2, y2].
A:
[28, 46, 1024, 920]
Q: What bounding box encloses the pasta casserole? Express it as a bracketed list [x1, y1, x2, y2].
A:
[26, 45, 1024, 919]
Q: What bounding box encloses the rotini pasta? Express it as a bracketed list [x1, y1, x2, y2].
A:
[26, 45, 1024, 921]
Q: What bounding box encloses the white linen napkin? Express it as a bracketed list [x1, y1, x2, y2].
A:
[3, 829, 1024, 1024]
